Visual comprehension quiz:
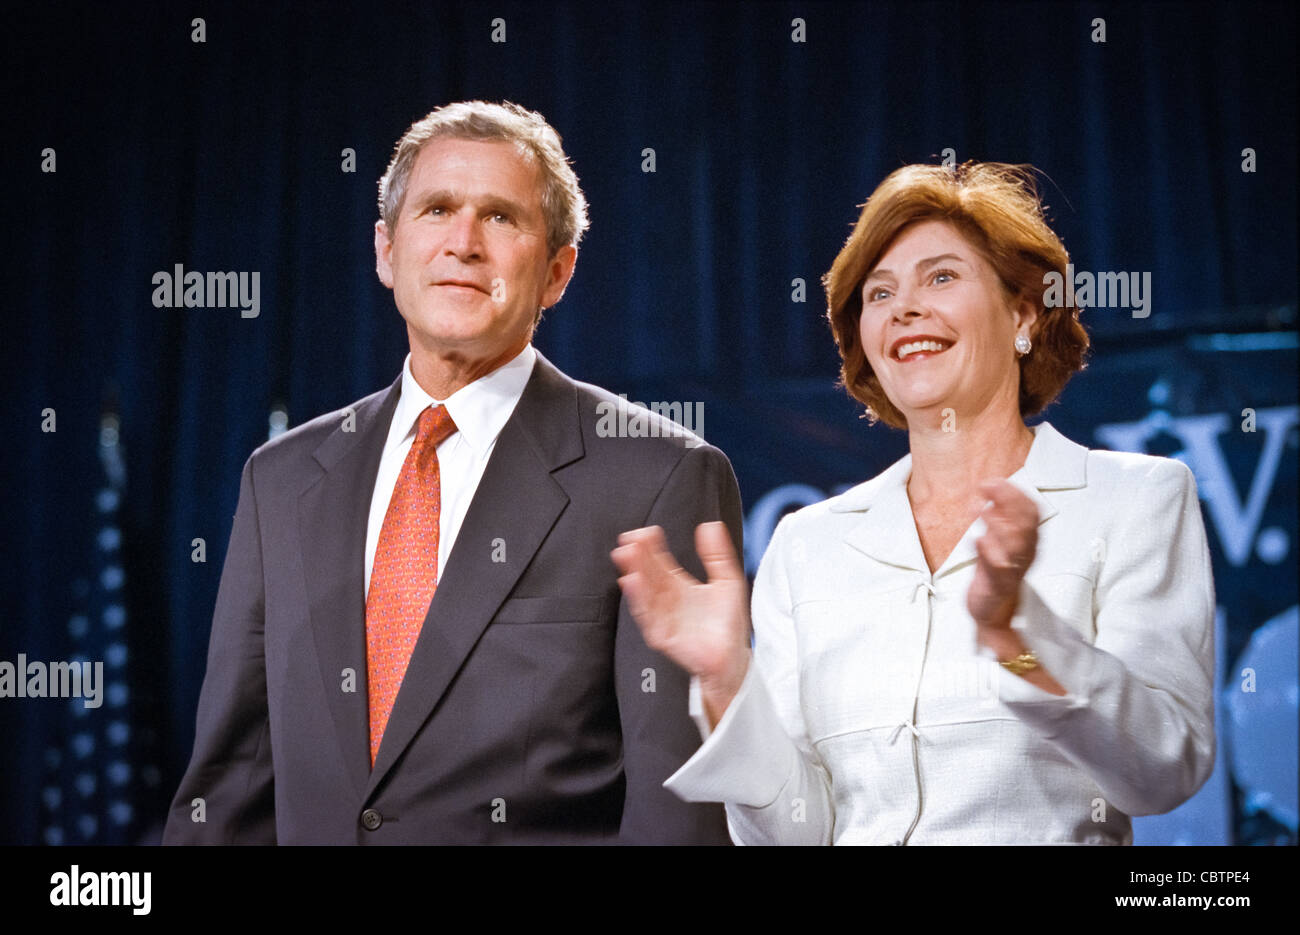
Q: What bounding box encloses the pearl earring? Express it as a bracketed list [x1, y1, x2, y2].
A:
[1014, 334, 1032, 356]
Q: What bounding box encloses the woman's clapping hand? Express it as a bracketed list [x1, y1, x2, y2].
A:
[967, 479, 1040, 628]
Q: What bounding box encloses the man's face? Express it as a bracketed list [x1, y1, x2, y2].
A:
[375, 138, 576, 371]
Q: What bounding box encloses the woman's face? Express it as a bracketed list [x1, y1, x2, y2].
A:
[858, 219, 1035, 427]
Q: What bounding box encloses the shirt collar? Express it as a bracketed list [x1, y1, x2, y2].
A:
[391, 344, 537, 455]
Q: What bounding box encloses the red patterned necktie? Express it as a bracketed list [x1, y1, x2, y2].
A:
[366, 404, 458, 767]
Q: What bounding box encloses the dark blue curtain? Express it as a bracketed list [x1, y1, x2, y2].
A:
[4, 0, 1295, 845]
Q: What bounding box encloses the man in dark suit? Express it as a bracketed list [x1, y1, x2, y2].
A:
[163, 101, 740, 844]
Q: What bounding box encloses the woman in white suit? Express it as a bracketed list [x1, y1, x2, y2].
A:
[612, 162, 1216, 844]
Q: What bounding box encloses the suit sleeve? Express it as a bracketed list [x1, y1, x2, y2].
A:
[614, 443, 741, 844]
[664, 513, 835, 844]
[992, 458, 1217, 817]
[162, 455, 277, 844]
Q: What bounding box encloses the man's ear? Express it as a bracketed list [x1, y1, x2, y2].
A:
[374, 220, 394, 289]
[540, 244, 578, 310]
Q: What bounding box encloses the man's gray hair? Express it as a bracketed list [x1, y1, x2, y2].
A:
[378, 100, 590, 257]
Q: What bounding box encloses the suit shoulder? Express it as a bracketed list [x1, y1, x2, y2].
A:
[764, 475, 884, 545]
[570, 376, 720, 465]
[1085, 445, 1197, 490]
[797, 454, 907, 520]
[246, 384, 392, 470]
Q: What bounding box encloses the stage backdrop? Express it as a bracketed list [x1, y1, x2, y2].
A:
[2, 0, 1295, 845]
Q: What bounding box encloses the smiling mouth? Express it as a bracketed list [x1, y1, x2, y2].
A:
[894, 339, 953, 361]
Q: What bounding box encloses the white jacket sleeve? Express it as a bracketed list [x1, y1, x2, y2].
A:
[664, 515, 835, 844]
[992, 458, 1217, 817]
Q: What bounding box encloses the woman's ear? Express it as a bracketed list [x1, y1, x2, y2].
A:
[1014, 293, 1039, 336]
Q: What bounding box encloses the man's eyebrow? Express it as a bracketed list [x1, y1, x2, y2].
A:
[408, 188, 459, 214]
[477, 194, 530, 219]
[407, 189, 531, 220]
[865, 253, 967, 282]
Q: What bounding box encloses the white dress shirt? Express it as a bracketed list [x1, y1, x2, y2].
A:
[365, 344, 536, 595]
[664, 422, 1217, 845]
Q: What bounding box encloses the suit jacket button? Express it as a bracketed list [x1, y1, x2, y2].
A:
[361, 808, 383, 831]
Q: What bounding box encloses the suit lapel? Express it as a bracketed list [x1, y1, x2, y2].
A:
[298, 376, 402, 799]
[840, 457, 929, 573]
[365, 351, 584, 797]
